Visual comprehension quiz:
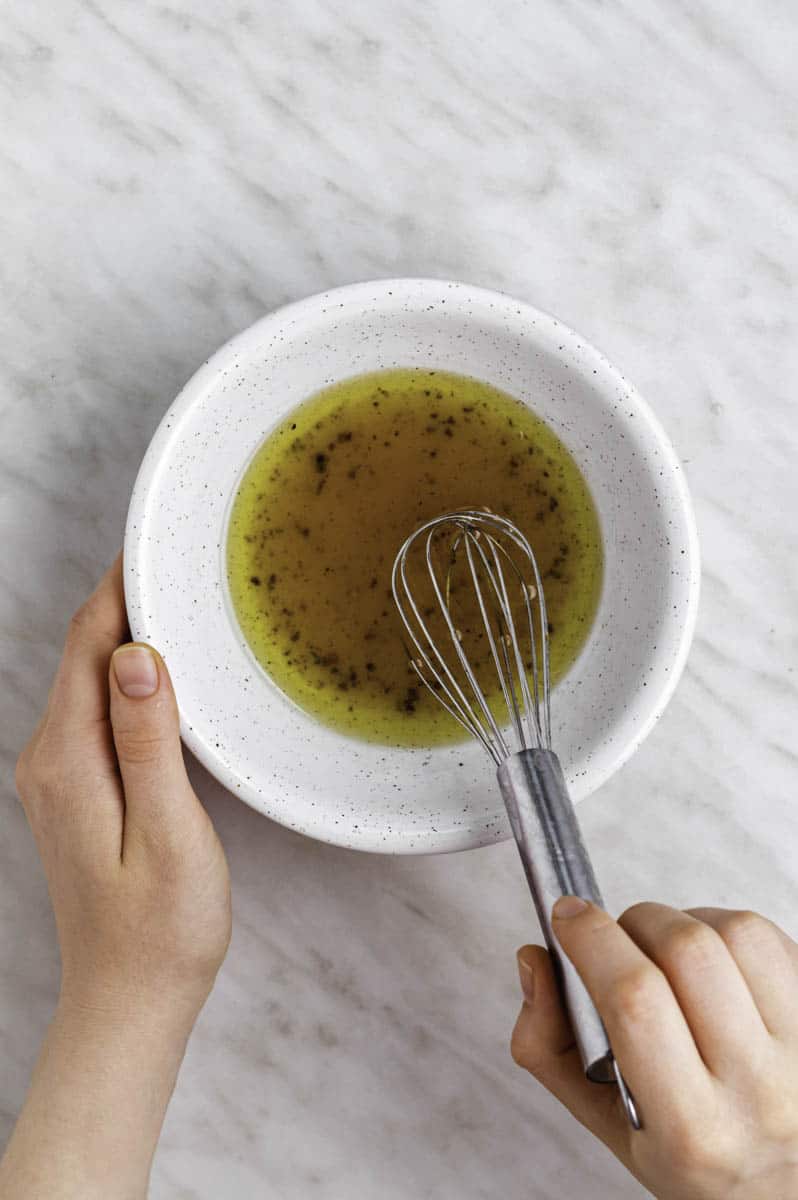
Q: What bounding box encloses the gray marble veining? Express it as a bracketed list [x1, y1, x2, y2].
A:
[1, 2, 797, 1197]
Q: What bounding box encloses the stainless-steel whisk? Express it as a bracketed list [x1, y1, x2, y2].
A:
[391, 508, 641, 1130]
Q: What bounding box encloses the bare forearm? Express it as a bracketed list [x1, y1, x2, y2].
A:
[0, 1001, 190, 1200]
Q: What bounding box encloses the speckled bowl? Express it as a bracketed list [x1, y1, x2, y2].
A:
[124, 278, 699, 853]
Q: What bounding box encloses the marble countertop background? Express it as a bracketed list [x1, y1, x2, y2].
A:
[2, 2, 797, 1197]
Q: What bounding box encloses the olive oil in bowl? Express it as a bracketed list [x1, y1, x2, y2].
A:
[226, 368, 603, 747]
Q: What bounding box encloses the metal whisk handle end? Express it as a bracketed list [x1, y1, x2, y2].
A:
[497, 748, 642, 1130]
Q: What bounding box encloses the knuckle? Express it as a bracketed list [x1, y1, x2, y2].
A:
[26, 761, 68, 809]
[667, 1123, 721, 1175]
[718, 909, 766, 948]
[14, 748, 31, 797]
[509, 1005, 546, 1075]
[510, 1029, 540, 1074]
[619, 900, 658, 927]
[661, 1109, 742, 1182]
[34, 763, 66, 800]
[113, 727, 166, 765]
[510, 1040, 529, 1070]
[661, 919, 717, 964]
[67, 596, 120, 647]
[606, 965, 663, 1025]
[67, 600, 95, 637]
[760, 1092, 798, 1144]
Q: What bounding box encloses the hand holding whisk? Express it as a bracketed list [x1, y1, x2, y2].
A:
[392, 508, 641, 1130]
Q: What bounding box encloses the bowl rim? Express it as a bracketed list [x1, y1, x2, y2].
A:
[124, 277, 701, 851]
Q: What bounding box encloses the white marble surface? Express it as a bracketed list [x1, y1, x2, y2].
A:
[1, 2, 797, 1196]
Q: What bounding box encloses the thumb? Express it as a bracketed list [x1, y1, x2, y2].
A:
[109, 642, 197, 848]
[511, 944, 621, 1148]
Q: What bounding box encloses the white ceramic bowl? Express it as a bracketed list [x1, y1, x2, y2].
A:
[124, 278, 699, 854]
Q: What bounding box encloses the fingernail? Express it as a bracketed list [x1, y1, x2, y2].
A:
[553, 895, 589, 920]
[517, 955, 535, 1005]
[112, 645, 159, 698]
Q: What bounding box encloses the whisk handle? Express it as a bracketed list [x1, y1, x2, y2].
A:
[497, 749, 615, 1086]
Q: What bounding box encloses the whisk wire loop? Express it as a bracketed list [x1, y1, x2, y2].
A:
[394, 535, 499, 759]
[460, 532, 516, 756]
[423, 527, 508, 758]
[481, 531, 543, 750]
[391, 508, 553, 759]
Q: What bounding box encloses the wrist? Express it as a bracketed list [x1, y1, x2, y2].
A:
[55, 985, 198, 1067]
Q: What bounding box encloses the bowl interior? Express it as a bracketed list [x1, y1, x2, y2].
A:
[124, 279, 699, 853]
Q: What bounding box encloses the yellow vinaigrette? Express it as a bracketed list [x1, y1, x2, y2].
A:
[226, 369, 603, 746]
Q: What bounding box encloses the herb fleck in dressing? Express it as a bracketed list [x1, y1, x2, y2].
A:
[226, 368, 603, 746]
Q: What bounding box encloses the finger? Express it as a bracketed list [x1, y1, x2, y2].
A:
[47, 553, 130, 733]
[686, 907, 798, 1039]
[109, 643, 203, 860]
[618, 902, 769, 1076]
[552, 898, 713, 1127]
[511, 944, 625, 1153]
